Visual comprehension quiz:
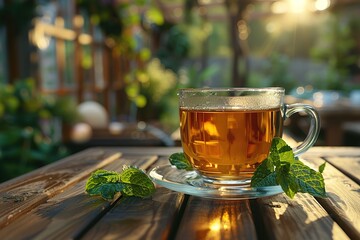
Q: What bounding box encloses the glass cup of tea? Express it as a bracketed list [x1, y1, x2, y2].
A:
[178, 87, 320, 186]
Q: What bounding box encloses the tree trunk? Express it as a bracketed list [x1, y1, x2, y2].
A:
[225, 0, 251, 87]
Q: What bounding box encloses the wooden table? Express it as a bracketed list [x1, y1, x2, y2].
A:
[0, 146, 359, 240]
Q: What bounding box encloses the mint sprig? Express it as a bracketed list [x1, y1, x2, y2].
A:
[251, 137, 326, 198]
[169, 152, 193, 170]
[169, 137, 327, 199]
[85, 166, 156, 201]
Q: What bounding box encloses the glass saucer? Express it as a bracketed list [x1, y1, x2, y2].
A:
[149, 165, 283, 200]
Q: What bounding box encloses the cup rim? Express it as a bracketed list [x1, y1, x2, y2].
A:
[178, 87, 285, 93]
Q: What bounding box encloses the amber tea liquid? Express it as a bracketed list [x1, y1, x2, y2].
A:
[180, 107, 283, 182]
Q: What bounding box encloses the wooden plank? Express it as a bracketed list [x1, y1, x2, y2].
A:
[324, 156, 360, 184]
[0, 148, 121, 228]
[302, 156, 360, 240]
[0, 153, 158, 239]
[81, 187, 185, 240]
[255, 193, 349, 240]
[110, 146, 183, 156]
[80, 156, 186, 240]
[175, 197, 257, 240]
[302, 147, 360, 158]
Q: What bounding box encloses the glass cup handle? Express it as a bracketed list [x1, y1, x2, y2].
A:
[284, 103, 321, 156]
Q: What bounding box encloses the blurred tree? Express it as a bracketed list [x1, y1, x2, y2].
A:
[0, 0, 41, 82]
[0, 0, 37, 33]
[224, 0, 252, 87]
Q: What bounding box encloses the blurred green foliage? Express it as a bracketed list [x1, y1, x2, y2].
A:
[78, 0, 169, 114]
[247, 11, 360, 93]
[247, 53, 296, 92]
[77, 0, 164, 53]
[310, 15, 360, 91]
[155, 25, 190, 73]
[0, 79, 79, 182]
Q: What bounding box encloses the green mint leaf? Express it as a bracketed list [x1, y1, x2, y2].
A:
[251, 137, 296, 188]
[119, 166, 156, 198]
[250, 159, 277, 187]
[251, 137, 327, 199]
[276, 163, 299, 199]
[85, 166, 156, 201]
[85, 170, 124, 201]
[319, 162, 326, 174]
[169, 152, 193, 170]
[268, 137, 295, 167]
[290, 161, 327, 198]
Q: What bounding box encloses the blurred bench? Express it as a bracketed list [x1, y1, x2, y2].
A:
[67, 122, 175, 152]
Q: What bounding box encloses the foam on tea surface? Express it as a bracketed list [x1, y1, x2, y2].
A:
[179, 91, 283, 110]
